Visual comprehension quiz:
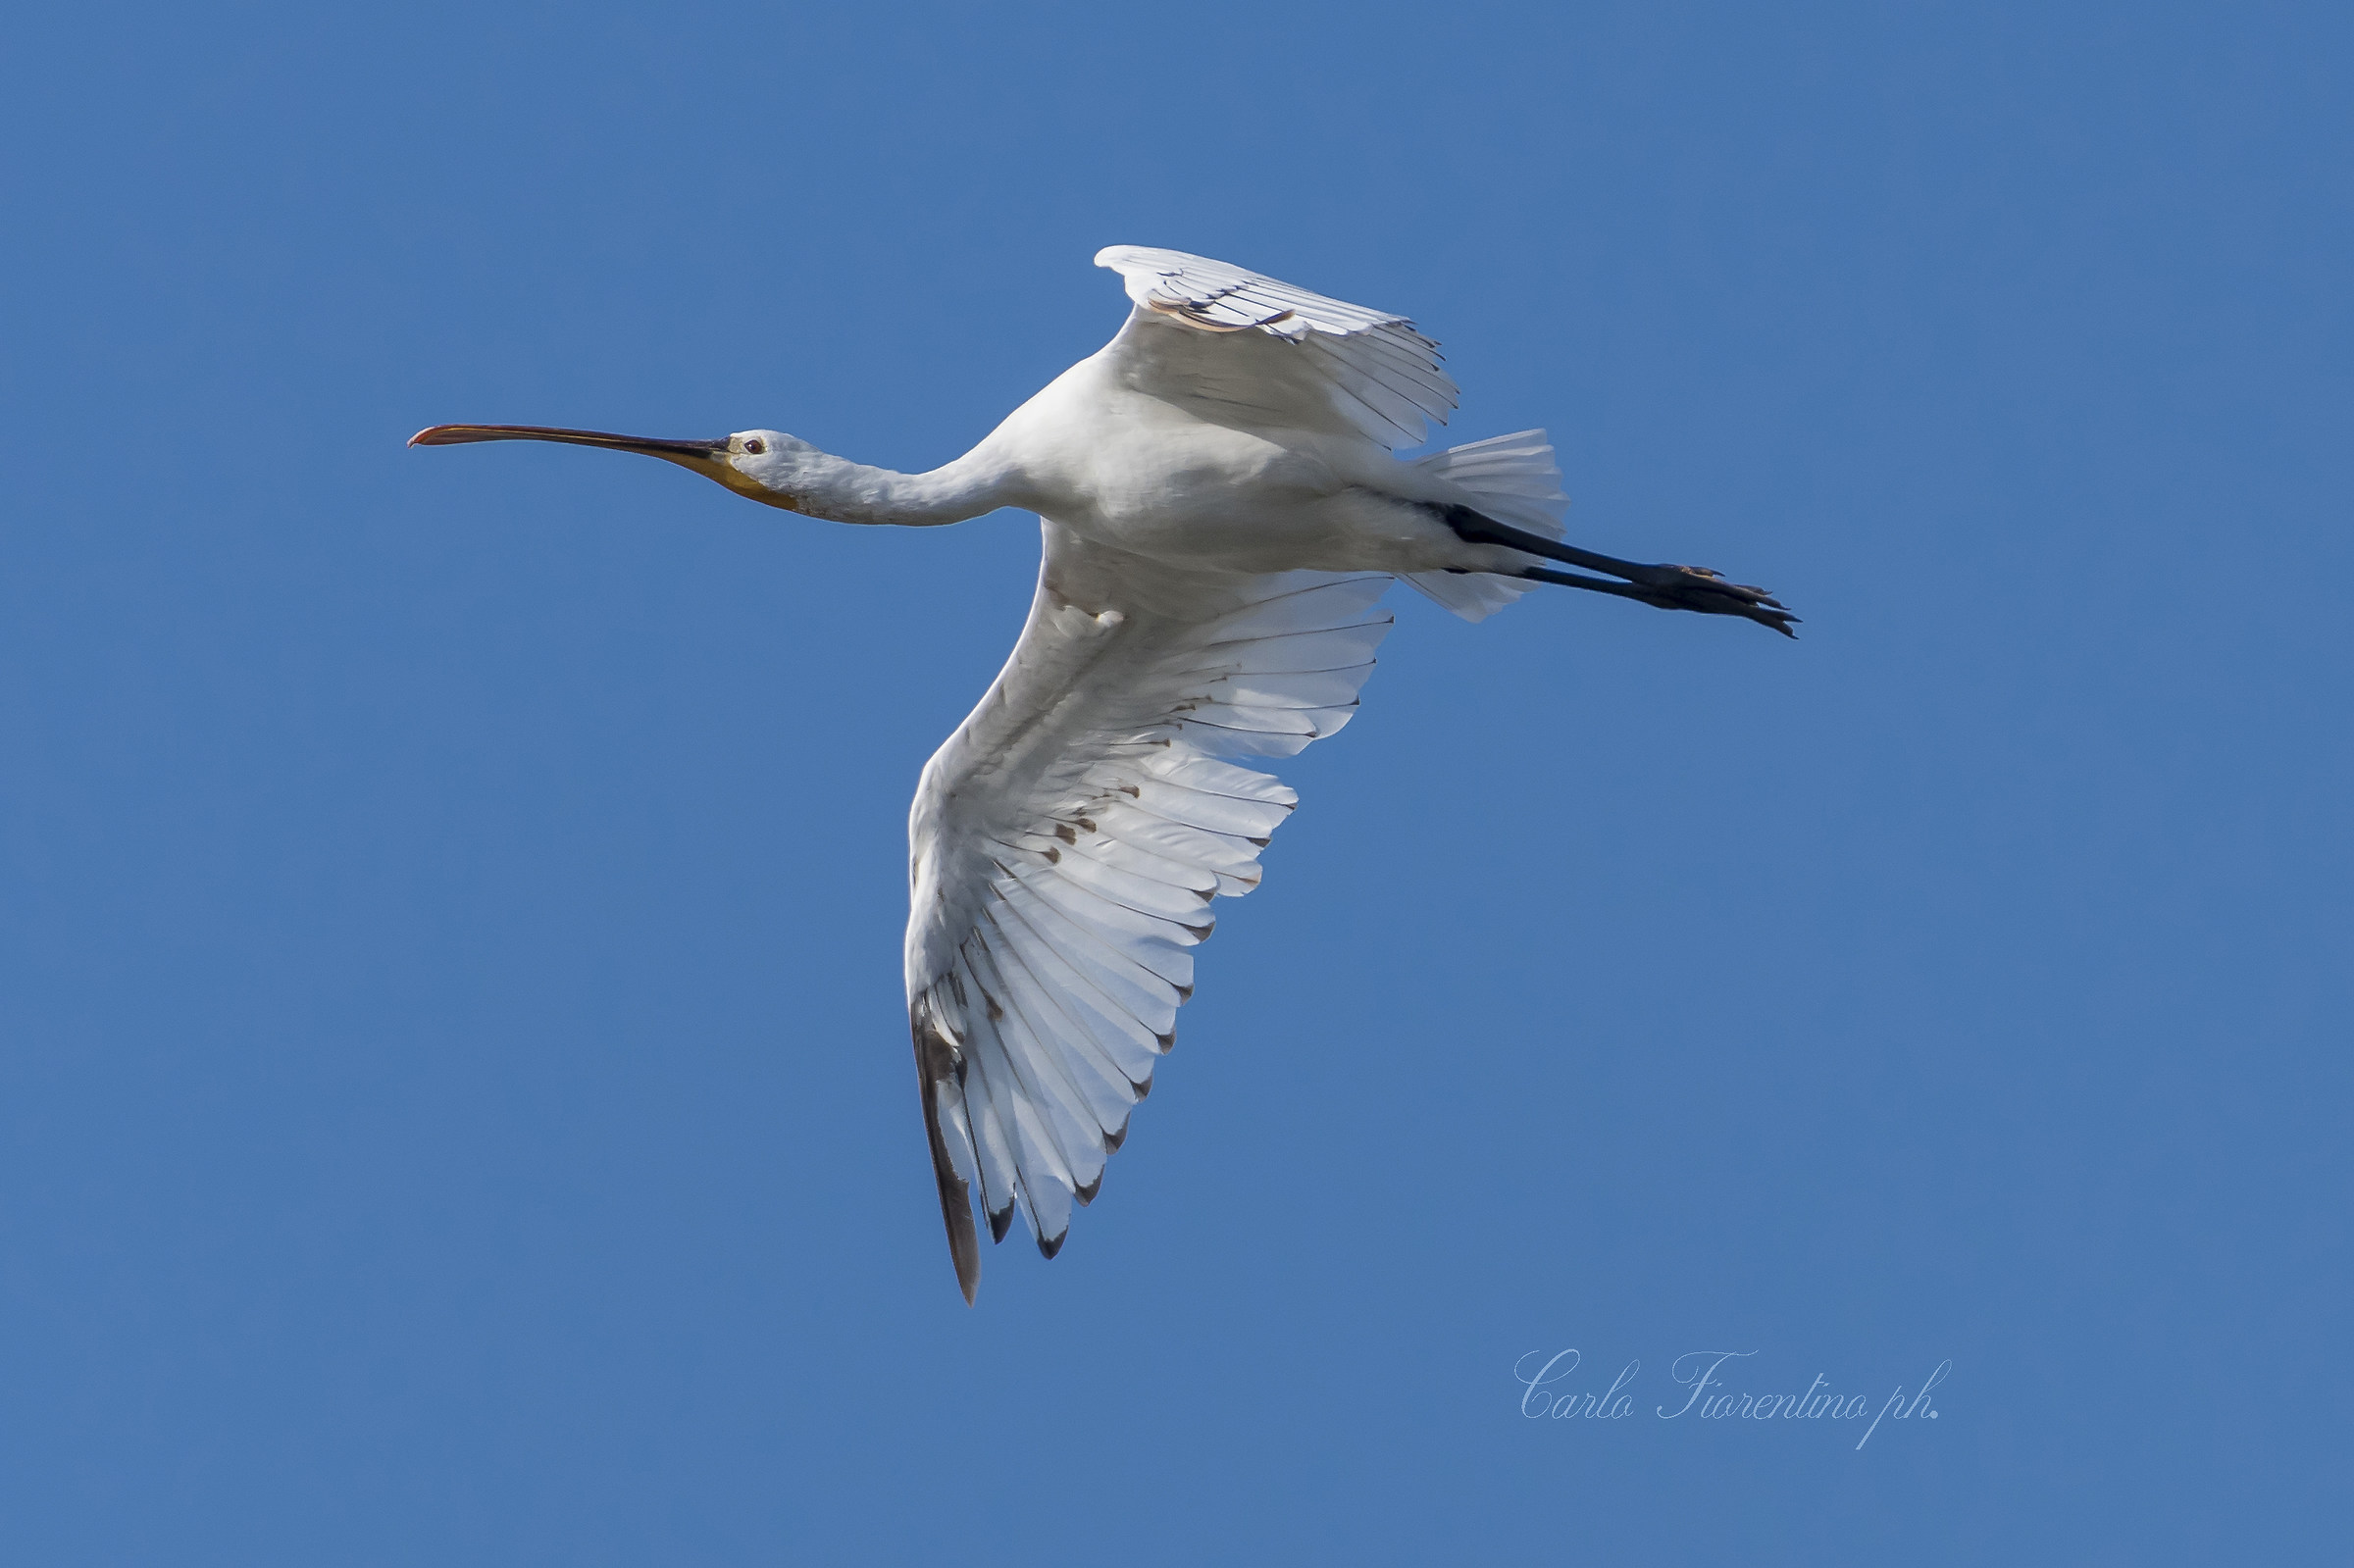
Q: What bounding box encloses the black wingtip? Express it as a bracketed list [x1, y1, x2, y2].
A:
[1037, 1228, 1067, 1260]
[912, 1006, 983, 1306]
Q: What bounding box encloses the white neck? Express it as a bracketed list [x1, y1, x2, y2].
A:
[754, 444, 1015, 528]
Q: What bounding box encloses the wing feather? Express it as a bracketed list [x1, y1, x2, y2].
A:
[988, 871, 1186, 1027]
[967, 936, 1105, 1184]
[906, 548, 1393, 1296]
[1095, 245, 1458, 448]
[975, 920, 1142, 1133]
[984, 902, 1165, 1087]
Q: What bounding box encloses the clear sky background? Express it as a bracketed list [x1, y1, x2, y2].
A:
[3, 2, 2346, 1562]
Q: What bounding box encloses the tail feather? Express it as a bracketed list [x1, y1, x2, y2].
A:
[1401, 430, 1568, 622]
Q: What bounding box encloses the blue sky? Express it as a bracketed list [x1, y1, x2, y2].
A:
[2, 2, 2346, 1562]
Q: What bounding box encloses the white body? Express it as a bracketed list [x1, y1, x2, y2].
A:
[915, 353, 1511, 578]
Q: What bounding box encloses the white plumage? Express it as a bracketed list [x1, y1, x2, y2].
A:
[412, 245, 1793, 1302]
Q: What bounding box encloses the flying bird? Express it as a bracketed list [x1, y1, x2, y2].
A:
[411, 246, 1794, 1302]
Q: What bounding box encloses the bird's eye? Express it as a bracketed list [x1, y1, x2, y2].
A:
[742, 437, 767, 454]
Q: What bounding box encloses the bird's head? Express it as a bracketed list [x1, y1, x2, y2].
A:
[406, 423, 817, 512]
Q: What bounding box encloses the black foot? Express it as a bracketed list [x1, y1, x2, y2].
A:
[1623, 564, 1799, 637]
[1518, 563, 1800, 637]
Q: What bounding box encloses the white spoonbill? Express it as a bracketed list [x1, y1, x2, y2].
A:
[412, 245, 1794, 1302]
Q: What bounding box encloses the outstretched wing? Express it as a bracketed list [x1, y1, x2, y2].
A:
[1094, 245, 1459, 449]
[905, 533, 1394, 1301]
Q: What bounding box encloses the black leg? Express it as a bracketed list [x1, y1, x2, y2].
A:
[1435, 504, 1799, 637]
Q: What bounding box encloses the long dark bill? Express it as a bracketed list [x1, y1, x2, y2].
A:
[408, 424, 729, 465]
